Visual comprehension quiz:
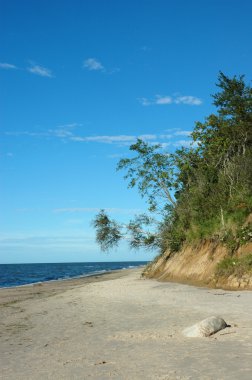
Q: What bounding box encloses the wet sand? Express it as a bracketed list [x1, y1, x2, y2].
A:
[0, 268, 251, 379]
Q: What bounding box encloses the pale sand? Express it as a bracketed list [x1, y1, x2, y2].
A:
[0, 268, 252, 380]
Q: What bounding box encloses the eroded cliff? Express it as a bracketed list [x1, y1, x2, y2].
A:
[143, 241, 252, 290]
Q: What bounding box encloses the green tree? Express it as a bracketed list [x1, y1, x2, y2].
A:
[191, 72, 252, 194]
[92, 210, 122, 251]
[93, 139, 178, 251]
[93, 72, 252, 253]
[93, 209, 161, 251]
[117, 139, 176, 212]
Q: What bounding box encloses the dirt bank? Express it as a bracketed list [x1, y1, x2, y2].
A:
[144, 241, 252, 290]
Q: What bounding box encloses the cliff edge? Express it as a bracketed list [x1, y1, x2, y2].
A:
[143, 241, 252, 290]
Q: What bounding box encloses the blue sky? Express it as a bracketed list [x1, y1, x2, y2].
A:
[1, 0, 252, 263]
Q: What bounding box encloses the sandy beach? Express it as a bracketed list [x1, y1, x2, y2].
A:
[0, 268, 252, 380]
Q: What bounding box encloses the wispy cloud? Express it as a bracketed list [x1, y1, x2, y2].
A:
[174, 130, 192, 136]
[159, 134, 173, 139]
[138, 97, 152, 106]
[139, 134, 157, 140]
[138, 94, 202, 106]
[5, 123, 82, 139]
[155, 95, 173, 105]
[49, 123, 81, 138]
[71, 135, 135, 144]
[70, 134, 157, 144]
[4, 124, 195, 149]
[173, 139, 199, 148]
[174, 96, 202, 105]
[0, 62, 17, 69]
[107, 153, 126, 159]
[27, 64, 53, 77]
[83, 58, 120, 74]
[53, 207, 142, 215]
[83, 58, 104, 71]
[69, 133, 195, 149]
[0, 61, 54, 78]
[5, 130, 49, 137]
[107, 67, 120, 74]
[0, 235, 94, 250]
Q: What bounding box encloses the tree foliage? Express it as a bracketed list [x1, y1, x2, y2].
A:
[92, 210, 122, 251]
[92, 210, 160, 251]
[93, 72, 252, 253]
[117, 139, 176, 211]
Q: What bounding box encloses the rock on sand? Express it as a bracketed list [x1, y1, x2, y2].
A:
[182, 316, 229, 337]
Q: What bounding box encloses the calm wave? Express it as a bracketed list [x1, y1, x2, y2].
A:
[0, 261, 148, 288]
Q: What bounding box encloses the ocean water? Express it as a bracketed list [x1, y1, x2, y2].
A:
[0, 261, 148, 288]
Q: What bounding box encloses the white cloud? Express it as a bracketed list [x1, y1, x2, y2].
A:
[173, 139, 199, 148]
[0, 235, 94, 249]
[173, 140, 192, 148]
[107, 153, 125, 159]
[56, 123, 80, 129]
[5, 130, 49, 137]
[49, 123, 81, 138]
[138, 94, 202, 106]
[27, 64, 53, 77]
[138, 134, 157, 140]
[53, 207, 142, 215]
[174, 96, 202, 105]
[4, 126, 196, 149]
[83, 58, 120, 74]
[158, 142, 172, 149]
[0, 62, 54, 78]
[138, 96, 172, 106]
[52, 129, 73, 138]
[70, 132, 194, 147]
[159, 134, 173, 139]
[155, 95, 173, 105]
[0, 62, 17, 69]
[71, 135, 136, 144]
[174, 130, 192, 136]
[5, 123, 82, 140]
[83, 58, 104, 71]
[138, 97, 152, 106]
[71, 134, 157, 144]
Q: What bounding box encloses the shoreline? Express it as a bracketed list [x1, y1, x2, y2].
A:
[0, 267, 251, 379]
[0, 265, 144, 289]
[0, 262, 147, 289]
[0, 267, 140, 307]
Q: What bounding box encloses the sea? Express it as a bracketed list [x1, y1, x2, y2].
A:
[0, 261, 148, 288]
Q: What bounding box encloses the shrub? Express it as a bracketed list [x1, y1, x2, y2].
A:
[215, 254, 252, 278]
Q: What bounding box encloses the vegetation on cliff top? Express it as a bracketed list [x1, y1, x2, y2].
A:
[93, 72, 252, 257]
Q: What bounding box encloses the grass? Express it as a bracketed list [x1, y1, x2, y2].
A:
[215, 254, 252, 278]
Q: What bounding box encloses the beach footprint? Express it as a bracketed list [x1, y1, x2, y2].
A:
[83, 321, 94, 327]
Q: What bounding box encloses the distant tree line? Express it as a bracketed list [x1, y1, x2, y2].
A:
[93, 72, 252, 254]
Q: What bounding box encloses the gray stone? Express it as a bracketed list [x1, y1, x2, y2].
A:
[182, 316, 229, 337]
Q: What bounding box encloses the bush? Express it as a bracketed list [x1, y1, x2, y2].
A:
[215, 254, 252, 278]
[168, 228, 186, 252]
